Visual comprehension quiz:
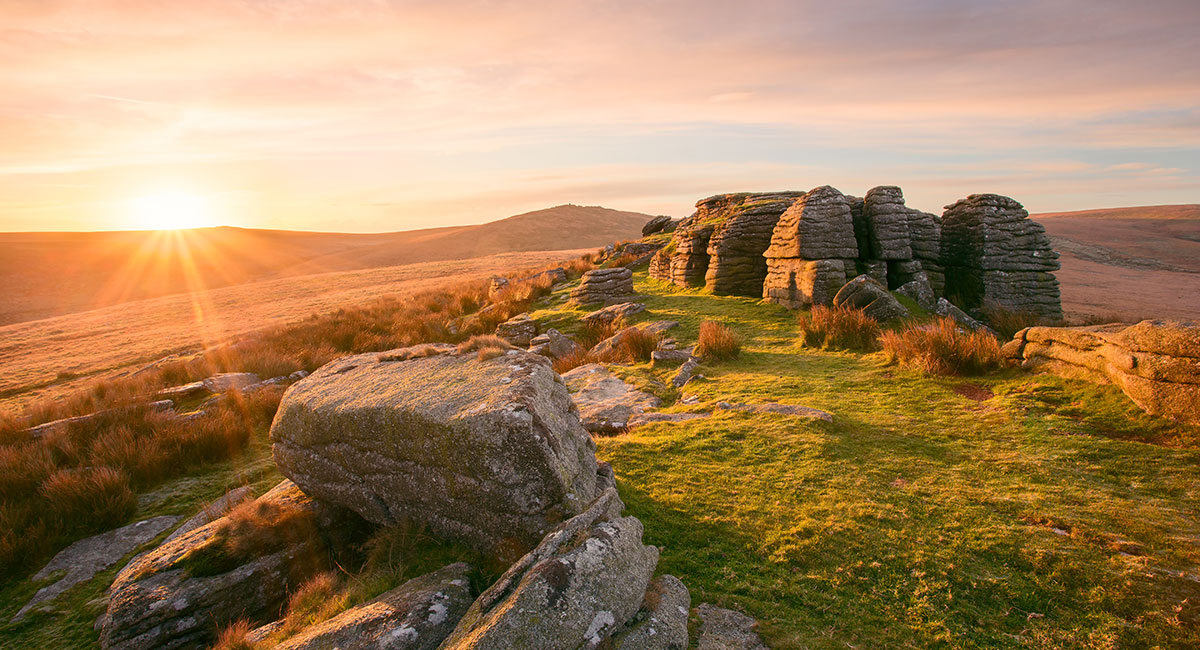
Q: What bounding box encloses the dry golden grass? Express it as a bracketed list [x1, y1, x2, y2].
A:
[210, 619, 254, 650]
[881, 317, 1003, 376]
[179, 496, 322, 577]
[694, 320, 742, 361]
[980, 301, 1049, 339]
[797, 305, 881, 351]
[457, 334, 515, 360]
[551, 348, 592, 374]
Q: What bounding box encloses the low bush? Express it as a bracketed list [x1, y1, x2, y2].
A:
[797, 306, 880, 352]
[881, 317, 1003, 376]
[695, 321, 741, 361]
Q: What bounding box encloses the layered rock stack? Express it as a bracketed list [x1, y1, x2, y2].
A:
[762, 186, 860, 308]
[704, 191, 804, 296]
[570, 267, 635, 305]
[847, 186, 943, 298]
[941, 194, 1061, 320]
[1005, 320, 1200, 424]
[650, 211, 714, 287]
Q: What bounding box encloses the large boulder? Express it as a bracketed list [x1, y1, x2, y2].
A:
[100, 481, 362, 650]
[271, 346, 601, 560]
[702, 192, 803, 296]
[642, 215, 674, 236]
[439, 488, 662, 650]
[833, 275, 910, 322]
[1009, 319, 1200, 424]
[762, 185, 859, 308]
[571, 268, 636, 305]
[272, 563, 474, 650]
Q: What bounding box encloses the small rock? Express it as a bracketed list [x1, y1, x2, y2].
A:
[581, 302, 647, 327]
[202, 372, 260, 393]
[495, 314, 538, 347]
[606, 574, 691, 649]
[833, 275, 910, 322]
[562, 364, 662, 434]
[529, 328, 583, 360]
[591, 321, 678, 359]
[672, 358, 701, 388]
[896, 277, 937, 311]
[12, 516, 179, 623]
[651, 349, 695, 368]
[696, 603, 768, 650]
[642, 215, 674, 236]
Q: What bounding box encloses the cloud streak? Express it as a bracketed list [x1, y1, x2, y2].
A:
[0, 0, 1197, 230]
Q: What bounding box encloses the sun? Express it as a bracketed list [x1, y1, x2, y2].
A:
[128, 190, 214, 230]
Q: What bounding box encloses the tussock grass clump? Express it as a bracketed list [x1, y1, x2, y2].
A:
[210, 620, 254, 650]
[279, 572, 345, 636]
[552, 348, 592, 375]
[457, 335, 515, 361]
[797, 305, 881, 352]
[881, 317, 1003, 376]
[587, 326, 661, 364]
[579, 318, 624, 350]
[38, 467, 137, 535]
[694, 321, 741, 361]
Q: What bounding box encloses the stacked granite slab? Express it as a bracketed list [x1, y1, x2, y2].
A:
[940, 193, 1061, 320]
[848, 186, 942, 298]
[704, 191, 804, 296]
[906, 207, 945, 296]
[570, 267, 635, 305]
[762, 186, 860, 308]
[649, 205, 714, 287]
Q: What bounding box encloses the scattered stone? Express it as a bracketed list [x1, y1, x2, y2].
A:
[495, 314, 538, 347]
[704, 192, 804, 296]
[528, 267, 569, 286]
[24, 400, 175, 440]
[155, 381, 208, 402]
[561, 364, 662, 434]
[833, 275, 910, 322]
[202, 372, 261, 393]
[529, 328, 583, 360]
[696, 603, 768, 650]
[288, 370, 309, 381]
[591, 321, 679, 360]
[715, 401, 833, 422]
[642, 215, 675, 236]
[271, 346, 600, 560]
[100, 481, 363, 650]
[672, 358, 702, 388]
[935, 297, 991, 333]
[651, 349, 695, 368]
[571, 267, 636, 305]
[940, 193, 1062, 320]
[271, 563, 474, 650]
[12, 516, 179, 623]
[626, 412, 711, 429]
[581, 302, 647, 327]
[439, 488, 659, 650]
[1010, 319, 1200, 424]
[896, 278, 937, 311]
[488, 276, 510, 298]
[605, 574, 691, 649]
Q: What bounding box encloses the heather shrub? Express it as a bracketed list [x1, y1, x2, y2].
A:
[695, 321, 741, 361]
[881, 317, 1003, 376]
[797, 305, 881, 352]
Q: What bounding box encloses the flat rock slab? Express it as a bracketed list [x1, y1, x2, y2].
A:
[13, 515, 179, 622]
[697, 603, 768, 650]
[272, 346, 600, 559]
[273, 563, 474, 650]
[562, 364, 662, 433]
[581, 302, 647, 327]
[716, 401, 833, 422]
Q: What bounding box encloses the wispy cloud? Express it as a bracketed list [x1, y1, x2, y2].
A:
[0, 0, 1197, 230]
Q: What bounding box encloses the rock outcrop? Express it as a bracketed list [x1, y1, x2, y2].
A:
[703, 192, 804, 296]
[270, 346, 600, 560]
[642, 215, 675, 236]
[271, 563, 474, 650]
[439, 487, 678, 650]
[100, 481, 362, 650]
[762, 186, 859, 308]
[571, 268, 635, 305]
[495, 314, 537, 347]
[833, 275, 910, 322]
[1006, 320, 1200, 424]
[941, 193, 1061, 320]
[562, 364, 662, 434]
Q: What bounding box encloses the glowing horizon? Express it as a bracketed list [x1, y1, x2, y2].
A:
[1, 0, 1197, 233]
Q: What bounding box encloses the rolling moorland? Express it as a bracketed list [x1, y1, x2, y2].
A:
[0, 201, 1197, 650]
[0, 204, 653, 326]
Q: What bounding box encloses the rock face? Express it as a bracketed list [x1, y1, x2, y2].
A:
[13, 516, 179, 623]
[571, 268, 635, 305]
[495, 314, 537, 347]
[702, 192, 804, 296]
[642, 215, 674, 236]
[272, 563, 474, 650]
[833, 275, 910, 322]
[941, 193, 1061, 320]
[762, 186, 859, 308]
[439, 488, 664, 650]
[271, 346, 600, 560]
[1006, 320, 1200, 424]
[100, 481, 359, 650]
[605, 574, 691, 650]
[562, 364, 662, 434]
[696, 604, 768, 650]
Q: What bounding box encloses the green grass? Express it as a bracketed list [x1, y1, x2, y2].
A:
[593, 271, 1200, 649]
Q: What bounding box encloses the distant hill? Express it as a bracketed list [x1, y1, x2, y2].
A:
[0, 205, 653, 325]
[1031, 204, 1200, 320]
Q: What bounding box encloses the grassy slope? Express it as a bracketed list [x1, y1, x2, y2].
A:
[537, 271, 1200, 649]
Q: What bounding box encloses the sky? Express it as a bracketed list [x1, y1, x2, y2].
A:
[1, 0, 1198, 232]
